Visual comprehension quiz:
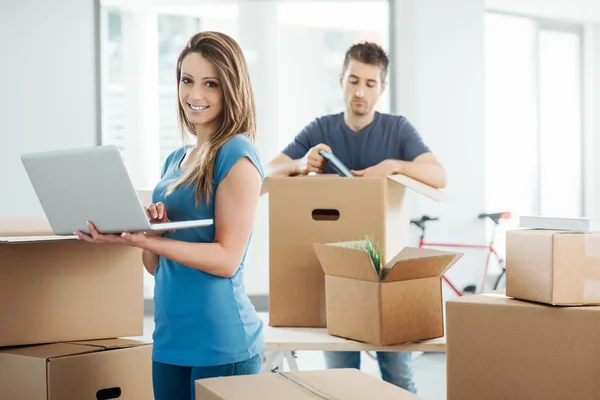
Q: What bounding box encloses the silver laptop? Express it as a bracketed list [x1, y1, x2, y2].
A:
[21, 145, 213, 235]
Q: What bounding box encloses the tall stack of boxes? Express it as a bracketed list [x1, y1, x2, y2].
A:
[446, 227, 600, 399]
[0, 218, 153, 399]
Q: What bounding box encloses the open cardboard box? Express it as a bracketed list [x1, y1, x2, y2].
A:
[313, 241, 462, 345]
[506, 229, 600, 305]
[0, 339, 152, 400]
[263, 173, 449, 327]
[0, 218, 143, 347]
[195, 368, 425, 399]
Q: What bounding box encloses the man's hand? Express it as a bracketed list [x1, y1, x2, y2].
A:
[351, 159, 402, 177]
[295, 143, 332, 175]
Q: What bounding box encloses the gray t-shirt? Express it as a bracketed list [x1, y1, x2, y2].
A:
[282, 112, 430, 173]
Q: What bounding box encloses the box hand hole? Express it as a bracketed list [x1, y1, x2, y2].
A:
[96, 387, 122, 399]
[312, 209, 340, 221]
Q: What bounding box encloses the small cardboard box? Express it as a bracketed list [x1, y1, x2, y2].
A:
[265, 174, 447, 327]
[0, 339, 152, 400]
[313, 242, 461, 345]
[446, 293, 600, 400]
[195, 368, 425, 399]
[506, 229, 600, 305]
[0, 218, 144, 347]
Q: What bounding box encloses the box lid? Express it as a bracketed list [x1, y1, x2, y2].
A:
[386, 174, 449, 202]
[195, 369, 424, 399]
[0, 217, 76, 243]
[0, 343, 102, 360]
[262, 173, 448, 202]
[69, 338, 151, 350]
[314, 241, 462, 283]
[0, 339, 150, 360]
[449, 292, 600, 312]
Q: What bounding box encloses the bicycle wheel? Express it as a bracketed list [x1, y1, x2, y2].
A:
[493, 268, 506, 290]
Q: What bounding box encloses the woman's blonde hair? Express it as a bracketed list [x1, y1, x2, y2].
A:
[168, 31, 256, 204]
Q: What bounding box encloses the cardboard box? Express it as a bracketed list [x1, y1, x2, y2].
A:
[506, 229, 600, 305]
[313, 242, 461, 345]
[195, 368, 425, 399]
[0, 218, 144, 347]
[0, 339, 152, 400]
[446, 293, 600, 400]
[265, 174, 447, 327]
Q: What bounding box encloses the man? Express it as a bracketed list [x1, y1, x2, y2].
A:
[265, 42, 446, 394]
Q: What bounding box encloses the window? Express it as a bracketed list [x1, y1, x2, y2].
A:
[99, 0, 390, 297]
[538, 29, 583, 217]
[485, 13, 584, 220]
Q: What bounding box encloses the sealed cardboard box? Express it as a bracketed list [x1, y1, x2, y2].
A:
[0, 339, 152, 400]
[506, 229, 600, 305]
[0, 218, 144, 347]
[265, 174, 447, 327]
[313, 242, 461, 345]
[446, 293, 600, 400]
[195, 368, 424, 399]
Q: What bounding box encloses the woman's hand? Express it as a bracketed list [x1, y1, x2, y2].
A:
[144, 202, 175, 237]
[74, 221, 148, 247]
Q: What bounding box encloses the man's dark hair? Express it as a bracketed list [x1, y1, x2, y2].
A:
[342, 42, 390, 82]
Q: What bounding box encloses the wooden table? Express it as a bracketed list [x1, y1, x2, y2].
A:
[259, 313, 446, 373]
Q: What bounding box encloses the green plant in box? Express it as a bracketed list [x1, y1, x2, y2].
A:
[349, 235, 383, 277]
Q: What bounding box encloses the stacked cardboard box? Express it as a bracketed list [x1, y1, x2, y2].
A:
[264, 173, 449, 328]
[264, 173, 462, 346]
[0, 218, 153, 399]
[447, 228, 600, 399]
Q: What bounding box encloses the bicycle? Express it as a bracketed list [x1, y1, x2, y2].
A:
[410, 212, 511, 296]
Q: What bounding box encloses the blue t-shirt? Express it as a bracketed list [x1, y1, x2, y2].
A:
[282, 112, 430, 171]
[150, 134, 265, 367]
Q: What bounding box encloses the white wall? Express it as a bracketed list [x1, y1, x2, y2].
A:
[487, 0, 600, 22]
[588, 24, 600, 218]
[393, 0, 488, 297]
[0, 0, 99, 219]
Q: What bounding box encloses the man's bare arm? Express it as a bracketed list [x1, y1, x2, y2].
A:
[264, 153, 300, 178]
[393, 153, 447, 189]
[351, 152, 447, 189]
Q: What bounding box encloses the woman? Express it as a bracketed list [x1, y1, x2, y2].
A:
[76, 31, 264, 399]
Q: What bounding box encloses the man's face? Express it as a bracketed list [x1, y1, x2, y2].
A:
[340, 59, 386, 116]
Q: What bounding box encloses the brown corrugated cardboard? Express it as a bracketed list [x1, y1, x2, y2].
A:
[506, 229, 600, 305]
[0, 219, 144, 347]
[446, 293, 600, 400]
[0, 339, 152, 400]
[195, 368, 425, 399]
[313, 242, 461, 345]
[266, 174, 448, 327]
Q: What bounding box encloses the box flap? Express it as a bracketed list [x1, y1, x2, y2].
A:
[313, 242, 380, 282]
[386, 174, 449, 202]
[382, 247, 462, 282]
[449, 292, 563, 308]
[0, 234, 78, 244]
[195, 369, 424, 399]
[0, 343, 101, 360]
[70, 339, 151, 350]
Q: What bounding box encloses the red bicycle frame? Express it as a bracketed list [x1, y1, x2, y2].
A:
[414, 214, 507, 297]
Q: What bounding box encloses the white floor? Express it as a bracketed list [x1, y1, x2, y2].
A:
[138, 316, 447, 400]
